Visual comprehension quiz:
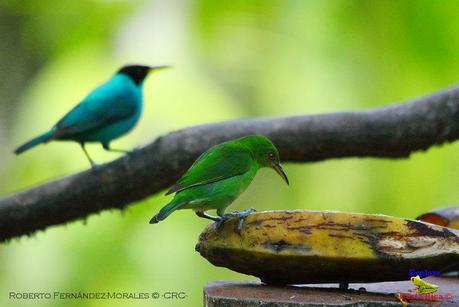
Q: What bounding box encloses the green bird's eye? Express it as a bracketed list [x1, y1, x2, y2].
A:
[268, 152, 275, 160]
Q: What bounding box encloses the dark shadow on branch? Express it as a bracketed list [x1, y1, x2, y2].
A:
[2, 84, 459, 242]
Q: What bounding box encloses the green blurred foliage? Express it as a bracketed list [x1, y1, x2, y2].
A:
[1, 1, 459, 306]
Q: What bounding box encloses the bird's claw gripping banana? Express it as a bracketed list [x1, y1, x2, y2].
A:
[222, 208, 257, 234]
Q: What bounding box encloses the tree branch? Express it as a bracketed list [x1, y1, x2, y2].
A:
[2, 84, 459, 242]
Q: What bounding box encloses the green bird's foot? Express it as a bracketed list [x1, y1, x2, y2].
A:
[195, 211, 223, 222]
[222, 208, 257, 234]
[195, 207, 257, 233]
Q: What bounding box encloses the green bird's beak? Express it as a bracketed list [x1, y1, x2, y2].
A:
[148, 65, 171, 72]
[271, 162, 289, 185]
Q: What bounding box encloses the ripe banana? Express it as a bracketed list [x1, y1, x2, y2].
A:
[196, 210, 459, 285]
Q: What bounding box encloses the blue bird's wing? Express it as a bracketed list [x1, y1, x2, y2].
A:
[54, 80, 138, 138]
[166, 143, 253, 195]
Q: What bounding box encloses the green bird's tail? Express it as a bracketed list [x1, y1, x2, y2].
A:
[150, 200, 184, 224]
[14, 130, 54, 154]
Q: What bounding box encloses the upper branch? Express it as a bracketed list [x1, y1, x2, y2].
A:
[1, 84, 459, 242]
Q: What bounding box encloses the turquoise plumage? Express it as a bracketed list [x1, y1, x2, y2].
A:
[14, 65, 169, 166]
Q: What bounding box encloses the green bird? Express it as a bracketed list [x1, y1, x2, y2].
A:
[150, 135, 289, 227]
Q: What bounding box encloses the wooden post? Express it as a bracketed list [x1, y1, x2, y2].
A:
[204, 277, 458, 306]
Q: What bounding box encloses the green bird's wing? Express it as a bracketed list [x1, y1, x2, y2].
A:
[54, 82, 137, 138]
[166, 143, 253, 195]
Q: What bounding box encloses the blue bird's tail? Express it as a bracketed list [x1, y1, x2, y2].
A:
[14, 130, 54, 154]
[149, 200, 184, 224]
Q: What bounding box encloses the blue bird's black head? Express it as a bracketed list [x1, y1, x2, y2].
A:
[118, 64, 169, 84]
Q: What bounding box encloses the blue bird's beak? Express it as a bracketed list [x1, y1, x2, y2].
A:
[148, 65, 171, 72]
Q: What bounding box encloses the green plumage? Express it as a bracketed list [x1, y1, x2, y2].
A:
[150, 135, 289, 224]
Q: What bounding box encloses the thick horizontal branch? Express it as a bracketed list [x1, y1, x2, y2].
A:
[2, 84, 459, 242]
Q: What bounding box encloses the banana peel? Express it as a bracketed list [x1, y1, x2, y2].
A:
[417, 206, 459, 229]
[196, 210, 459, 285]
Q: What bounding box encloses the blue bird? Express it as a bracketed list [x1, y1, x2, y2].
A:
[14, 64, 169, 166]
